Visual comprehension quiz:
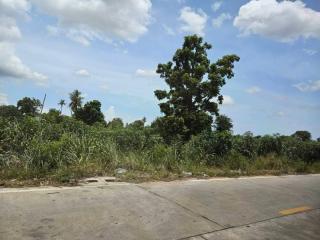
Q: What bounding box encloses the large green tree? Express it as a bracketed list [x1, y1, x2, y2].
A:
[154, 35, 239, 141]
[17, 97, 41, 116]
[74, 100, 105, 125]
[69, 90, 83, 114]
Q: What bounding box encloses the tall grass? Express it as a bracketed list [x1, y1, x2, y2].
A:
[1, 116, 319, 185]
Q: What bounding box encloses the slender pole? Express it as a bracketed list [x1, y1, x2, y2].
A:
[40, 93, 46, 114]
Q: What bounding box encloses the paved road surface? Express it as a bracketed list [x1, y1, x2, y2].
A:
[1, 174, 319, 240]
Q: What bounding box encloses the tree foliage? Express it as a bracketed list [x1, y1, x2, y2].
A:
[74, 100, 105, 125]
[44, 109, 63, 124]
[292, 131, 311, 141]
[69, 90, 83, 114]
[154, 35, 239, 141]
[214, 114, 233, 132]
[58, 99, 66, 114]
[17, 97, 41, 116]
[107, 118, 124, 129]
[0, 105, 22, 119]
[128, 117, 146, 130]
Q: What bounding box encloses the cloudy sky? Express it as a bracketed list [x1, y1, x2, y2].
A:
[0, 0, 319, 137]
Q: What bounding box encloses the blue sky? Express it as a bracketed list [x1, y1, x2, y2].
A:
[0, 0, 319, 138]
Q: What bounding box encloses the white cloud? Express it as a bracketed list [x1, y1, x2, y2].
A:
[163, 24, 175, 36]
[32, 0, 152, 45]
[0, 42, 48, 85]
[222, 95, 234, 105]
[0, 0, 29, 42]
[105, 106, 115, 121]
[211, 1, 222, 12]
[0, 15, 21, 41]
[0, 0, 30, 16]
[75, 69, 90, 77]
[303, 48, 317, 56]
[179, 7, 207, 36]
[234, 0, 320, 42]
[135, 69, 157, 78]
[212, 13, 231, 28]
[0, 93, 8, 105]
[246, 86, 261, 94]
[0, 0, 47, 85]
[293, 80, 320, 92]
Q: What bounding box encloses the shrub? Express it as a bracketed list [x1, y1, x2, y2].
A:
[148, 144, 177, 170]
[224, 151, 249, 170]
[23, 139, 64, 170]
[233, 132, 258, 158]
[186, 130, 233, 165]
[257, 135, 282, 155]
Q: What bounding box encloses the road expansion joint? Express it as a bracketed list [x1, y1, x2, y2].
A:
[136, 185, 226, 229]
[175, 207, 320, 240]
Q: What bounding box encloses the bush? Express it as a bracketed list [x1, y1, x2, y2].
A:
[186, 130, 233, 165]
[281, 137, 320, 163]
[224, 151, 249, 170]
[257, 135, 282, 155]
[23, 139, 64, 170]
[252, 154, 289, 171]
[233, 132, 258, 158]
[148, 144, 178, 170]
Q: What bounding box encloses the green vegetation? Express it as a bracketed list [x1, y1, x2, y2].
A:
[154, 35, 239, 141]
[1, 35, 319, 186]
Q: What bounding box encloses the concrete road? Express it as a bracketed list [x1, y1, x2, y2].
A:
[0, 175, 319, 240]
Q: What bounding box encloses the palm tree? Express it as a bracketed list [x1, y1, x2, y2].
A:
[58, 99, 66, 114]
[69, 90, 83, 114]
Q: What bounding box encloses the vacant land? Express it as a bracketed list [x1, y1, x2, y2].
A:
[1, 36, 319, 186]
[1, 114, 320, 187]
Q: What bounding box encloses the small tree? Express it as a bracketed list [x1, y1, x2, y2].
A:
[107, 118, 124, 129]
[292, 131, 311, 141]
[69, 90, 83, 114]
[17, 97, 41, 116]
[128, 117, 146, 130]
[44, 109, 62, 123]
[214, 115, 233, 132]
[58, 99, 66, 114]
[154, 35, 239, 141]
[75, 100, 104, 125]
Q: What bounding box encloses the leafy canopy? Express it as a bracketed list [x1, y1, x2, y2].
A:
[107, 118, 124, 129]
[292, 131, 311, 141]
[74, 100, 105, 125]
[17, 97, 41, 116]
[0, 105, 22, 119]
[154, 35, 239, 141]
[58, 99, 66, 113]
[214, 114, 233, 132]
